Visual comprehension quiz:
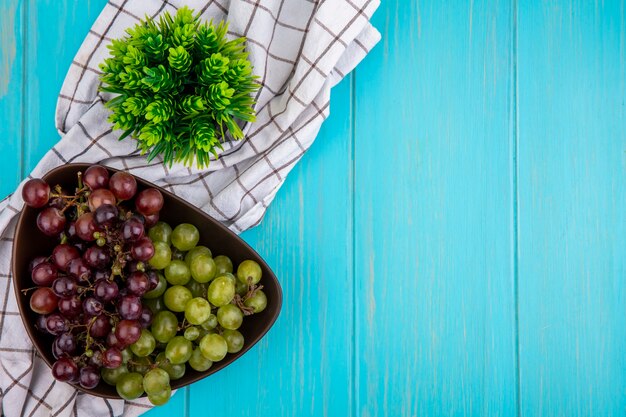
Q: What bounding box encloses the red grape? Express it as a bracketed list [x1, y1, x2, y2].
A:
[52, 341, 66, 360]
[94, 279, 119, 302]
[37, 207, 66, 236]
[94, 204, 119, 227]
[144, 212, 159, 228]
[109, 171, 137, 200]
[28, 256, 47, 273]
[106, 332, 125, 350]
[55, 332, 77, 354]
[93, 270, 109, 281]
[89, 350, 104, 367]
[139, 306, 153, 329]
[88, 188, 116, 212]
[127, 271, 149, 296]
[130, 237, 154, 261]
[31, 262, 58, 286]
[52, 357, 78, 382]
[75, 212, 98, 241]
[83, 246, 110, 269]
[118, 294, 142, 320]
[22, 178, 50, 208]
[51, 244, 80, 272]
[83, 165, 109, 190]
[83, 297, 103, 316]
[122, 218, 144, 242]
[35, 314, 49, 333]
[52, 277, 77, 297]
[146, 271, 159, 290]
[135, 188, 163, 215]
[102, 348, 123, 369]
[46, 313, 69, 335]
[67, 258, 91, 282]
[30, 287, 58, 314]
[115, 320, 142, 345]
[89, 314, 111, 338]
[58, 296, 82, 318]
[79, 366, 100, 389]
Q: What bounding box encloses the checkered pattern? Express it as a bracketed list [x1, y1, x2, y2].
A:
[0, 0, 379, 415]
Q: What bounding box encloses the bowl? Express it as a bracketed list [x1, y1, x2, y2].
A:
[11, 163, 282, 398]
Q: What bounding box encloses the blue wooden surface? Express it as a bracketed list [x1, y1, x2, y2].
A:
[1, 1, 625, 416]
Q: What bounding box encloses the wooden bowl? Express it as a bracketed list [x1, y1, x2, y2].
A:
[11, 163, 282, 398]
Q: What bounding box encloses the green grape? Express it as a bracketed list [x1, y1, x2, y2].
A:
[235, 279, 248, 296]
[222, 329, 245, 353]
[199, 333, 228, 362]
[144, 273, 167, 299]
[156, 352, 186, 380]
[217, 304, 243, 330]
[121, 348, 133, 363]
[143, 368, 170, 395]
[190, 254, 217, 283]
[188, 347, 213, 372]
[185, 246, 212, 265]
[101, 364, 128, 385]
[200, 314, 218, 330]
[149, 241, 172, 270]
[206, 276, 235, 306]
[184, 326, 200, 341]
[148, 386, 172, 406]
[237, 260, 262, 285]
[213, 255, 233, 275]
[184, 297, 211, 325]
[163, 285, 193, 312]
[196, 326, 214, 339]
[130, 329, 156, 357]
[165, 336, 193, 364]
[171, 248, 185, 261]
[244, 290, 268, 313]
[165, 260, 191, 285]
[186, 279, 208, 298]
[130, 356, 152, 375]
[151, 310, 179, 343]
[116, 372, 144, 400]
[220, 273, 237, 285]
[143, 296, 166, 313]
[148, 221, 172, 245]
[171, 223, 200, 251]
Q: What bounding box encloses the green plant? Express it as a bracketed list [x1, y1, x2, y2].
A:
[99, 6, 259, 168]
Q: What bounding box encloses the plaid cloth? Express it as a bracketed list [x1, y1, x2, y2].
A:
[0, 0, 379, 416]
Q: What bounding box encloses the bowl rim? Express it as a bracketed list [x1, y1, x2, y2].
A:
[11, 163, 283, 398]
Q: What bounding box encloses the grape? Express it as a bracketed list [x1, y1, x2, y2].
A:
[148, 222, 172, 245]
[171, 223, 200, 251]
[189, 347, 214, 372]
[75, 212, 98, 241]
[165, 336, 193, 365]
[139, 306, 154, 329]
[83, 297, 103, 316]
[46, 313, 69, 335]
[244, 290, 268, 313]
[83, 165, 109, 190]
[66, 258, 91, 282]
[37, 207, 66, 236]
[135, 188, 164, 216]
[163, 285, 192, 312]
[35, 314, 49, 333]
[130, 356, 152, 375]
[147, 386, 172, 406]
[106, 332, 126, 350]
[143, 368, 170, 395]
[51, 244, 80, 271]
[120, 348, 133, 364]
[156, 352, 186, 380]
[32, 262, 58, 286]
[94, 279, 119, 302]
[52, 357, 78, 382]
[88, 188, 116, 212]
[22, 178, 50, 208]
[186, 279, 208, 299]
[190, 254, 216, 283]
[28, 256, 47, 273]
[83, 246, 110, 269]
[127, 271, 150, 296]
[57, 295, 82, 318]
[151, 311, 178, 343]
[235, 279, 248, 296]
[90, 314, 111, 338]
[184, 297, 211, 325]
[217, 304, 243, 330]
[94, 204, 119, 227]
[185, 246, 212, 265]
[171, 249, 185, 261]
[79, 365, 101, 389]
[116, 372, 144, 400]
[115, 320, 142, 345]
[52, 339, 65, 359]
[89, 350, 104, 367]
[131, 237, 154, 261]
[183, 326, 200, 341]
[55, 332, 77, 354]
[164, 260, 190, 285]
[30, 287, 58, 314]
[101, 363, 128, 385]
[200, 314, 218, 330]
[109, 171, 137, 200]
[144, 273, 167, 299]
[93, 270, 109, 281]
[102, 347, 123, 369]
[213, 255, 233, 275]
[199, 333, 228, 362]
[206, 275, 235, 307]
[222, 329, 244, 353]
[130, 329, 156, 357]
[237, 260, 262, 285]
[118, 294, 142, 320]
[143, 297, 166, 314]
[148, 241, 171, 270]
[146, 270, 159, 290]
[144, 213, 159, 228]
[122, 218, 144, 242]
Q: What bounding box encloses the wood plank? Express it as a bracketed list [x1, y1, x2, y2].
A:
[517, 1, 626, 415]
[354, 1, 518, 415]
[0, 0, 24, 197]
[189, 76, 354, 417]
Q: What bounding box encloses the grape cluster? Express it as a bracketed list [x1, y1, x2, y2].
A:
[22, 165, 267, 406]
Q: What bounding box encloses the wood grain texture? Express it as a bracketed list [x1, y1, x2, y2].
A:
[517, 1, 626, 415]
